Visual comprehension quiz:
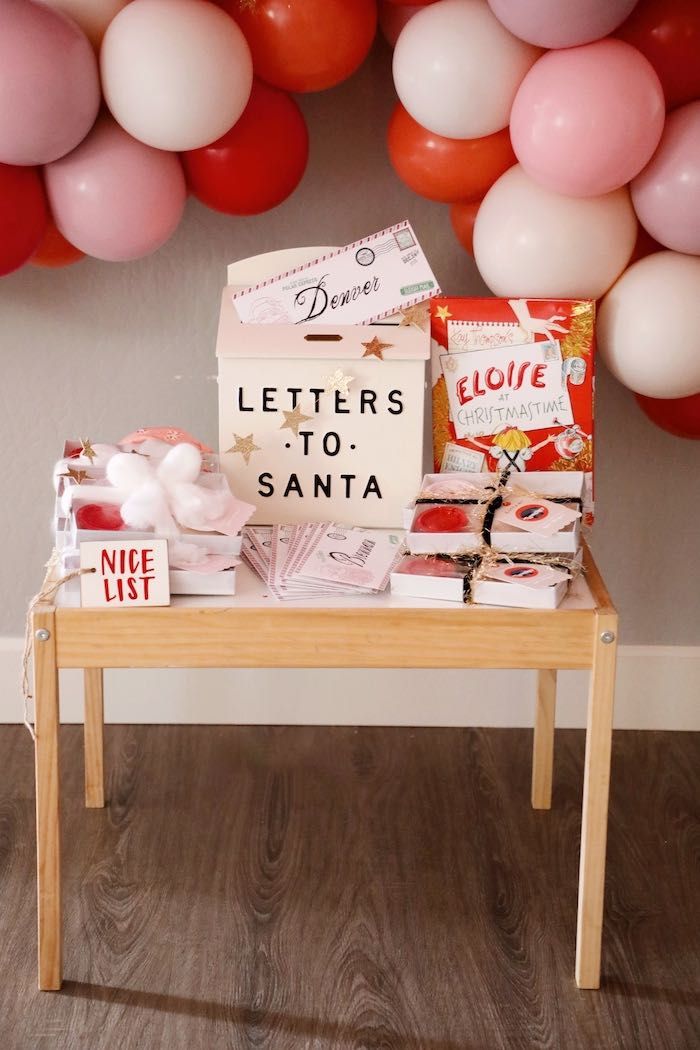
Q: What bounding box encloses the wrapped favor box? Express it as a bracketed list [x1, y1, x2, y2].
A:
[430, 297, 594, 520]
[406, 471, 584, 555]
[391, 555, 572, 609]
[217, 247, 429, 527]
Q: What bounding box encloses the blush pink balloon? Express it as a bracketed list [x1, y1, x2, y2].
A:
[510, 39, 665, 197]
[45, 118, 187, 262]
[487, 0, 638, 49]
[0, 0, 100, 166]
[631, 101, 700, 257]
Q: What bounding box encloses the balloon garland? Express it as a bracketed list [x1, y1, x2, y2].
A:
[0, 0, 698, 439]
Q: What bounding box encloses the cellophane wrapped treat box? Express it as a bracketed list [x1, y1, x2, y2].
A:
[430, 297, 595, 521]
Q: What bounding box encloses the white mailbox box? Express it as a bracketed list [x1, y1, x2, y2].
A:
[216, 248, 429, 527]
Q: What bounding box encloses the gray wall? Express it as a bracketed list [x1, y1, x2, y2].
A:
[1, 44, 698, 643]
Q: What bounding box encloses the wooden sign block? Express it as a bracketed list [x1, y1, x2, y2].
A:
[79, 540, 170, 608]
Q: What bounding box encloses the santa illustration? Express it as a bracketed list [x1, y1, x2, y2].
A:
[464, 426, 557, 472]
[463, 422, 591, 472]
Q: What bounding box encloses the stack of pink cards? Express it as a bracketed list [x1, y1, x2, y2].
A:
[241, 523, 405, 600]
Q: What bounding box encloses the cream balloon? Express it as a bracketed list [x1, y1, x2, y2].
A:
[473, 165, 637, 299]
[392, 0, 539, 139]
[42, 0, 128, 48]
[598, 252, 700, 399]
[101, 0, 253, 151]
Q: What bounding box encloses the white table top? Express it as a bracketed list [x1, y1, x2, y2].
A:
[138, 562, 596, 613]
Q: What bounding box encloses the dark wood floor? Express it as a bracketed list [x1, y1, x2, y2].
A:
[0, 725, 697, 1049]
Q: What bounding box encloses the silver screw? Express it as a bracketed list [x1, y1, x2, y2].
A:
[35, 628, 51, 642]
[600, 630, 615, 644]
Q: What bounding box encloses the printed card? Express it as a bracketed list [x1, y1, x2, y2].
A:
[483, 562, 570, 589]
[441, 339, 574, 441]
[231, 221, 440, 326]
[447, 320, 534, 352]
[80, 539, 170, 608]
[496, 497, 581, 537]
[295, 524, 404, 591]
[440, 442, 486, 474]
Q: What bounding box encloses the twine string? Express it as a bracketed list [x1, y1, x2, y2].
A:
[22, 552, 94, 741]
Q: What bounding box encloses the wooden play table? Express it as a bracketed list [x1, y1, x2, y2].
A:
[31, 541, 617, 992]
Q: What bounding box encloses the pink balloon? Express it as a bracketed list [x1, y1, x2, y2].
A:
[45, 117, 187, 262]
[0, 0, 100, 166]
[487, 0, 638, 49]
[379, 2, 425, 48]
[631, 101, 700, 256]
[510, 39, 665, 197]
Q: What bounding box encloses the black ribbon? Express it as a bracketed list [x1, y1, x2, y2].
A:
[480, 468, 512, 547]
[414, 495, 583, 511]
[456, 555, 482, 604]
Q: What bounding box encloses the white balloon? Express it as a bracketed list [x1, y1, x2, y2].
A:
[473, 165, 637, 299]
[598, 252, 700, 398]
[101, 0, 253, 151]
[42, 1, 129, 48]
[392, 0, 539, 139]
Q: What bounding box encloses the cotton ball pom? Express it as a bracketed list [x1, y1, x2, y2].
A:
[157, 443, 202, 485]
[107, 452, 154, 490]
[169, 540, 207, 567]
[121, 479, 172, 531]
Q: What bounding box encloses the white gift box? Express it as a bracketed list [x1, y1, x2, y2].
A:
[390, 556, 570, 609]
[405, 471, 584, 555]
[169, 567, 237, 596]
[217, 247, 429, 528]
[67, 517, 243, 557]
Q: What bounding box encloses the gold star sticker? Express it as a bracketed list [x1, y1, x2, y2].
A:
[80, 438, 97, 463]
[324, 369, 354, 395]
[280, 404, 313, 437]
[434, 304, 452, 323]
[226, 433, 260, 466]
[361, 336, 393, 360]
[60, 467, 88, 483]
[399, 302, 430, 330]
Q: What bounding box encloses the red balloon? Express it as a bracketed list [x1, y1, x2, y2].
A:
[31, 216, 85, 268]
[388, 104, 515, 203]
[450, 199, 481, 255]
[182, 80, 308, 215]
[0, 163, 48, 276]
[617, 0, 700, 110]
[636, 390, 700, 439]
[227, 0, 377, 93]
[379, 2, 424, 48]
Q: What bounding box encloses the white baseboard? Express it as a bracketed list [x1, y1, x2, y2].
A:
[1, 638, 698, 730]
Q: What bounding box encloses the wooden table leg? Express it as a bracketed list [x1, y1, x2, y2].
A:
[84, 668, 105, 809]
[575, 612, 618, 989]
[33, 607, 62, 991]
[532, 669, 556, 810]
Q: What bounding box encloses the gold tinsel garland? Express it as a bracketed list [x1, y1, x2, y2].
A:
[431, 375, 452, 468]
[559, 302, 594, 360]
[550, 438, 593, 473]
